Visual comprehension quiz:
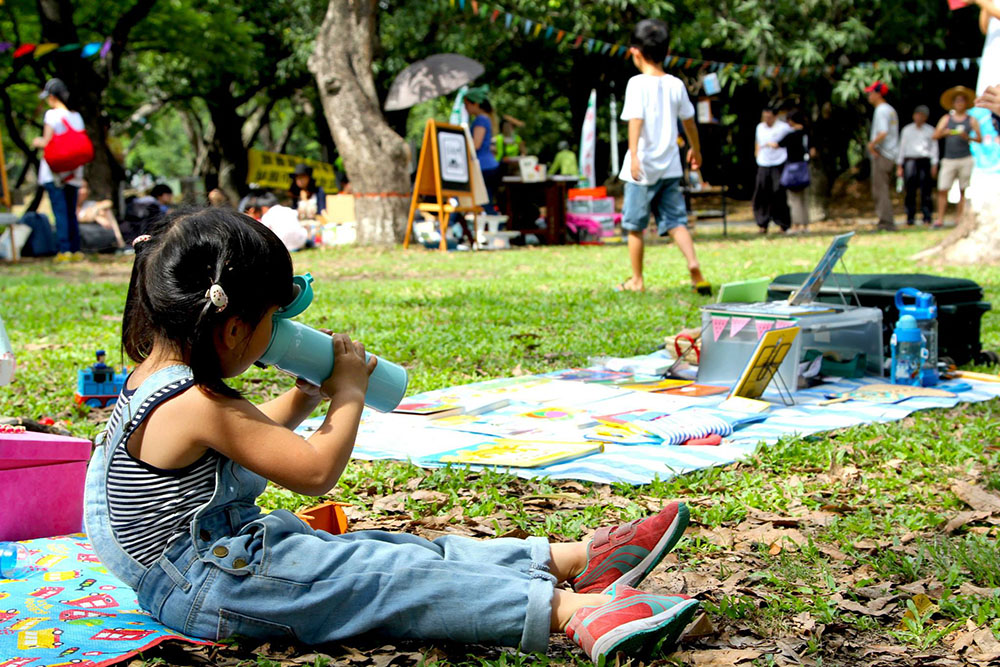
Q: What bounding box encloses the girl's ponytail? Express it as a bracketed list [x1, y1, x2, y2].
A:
[121, 235, 156, 364]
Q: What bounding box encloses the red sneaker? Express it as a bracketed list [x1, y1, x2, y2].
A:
[569, 502, 689, 594]
[567, 583, 700, 662]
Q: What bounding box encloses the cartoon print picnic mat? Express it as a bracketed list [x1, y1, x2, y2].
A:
[0, 534, 212, 666]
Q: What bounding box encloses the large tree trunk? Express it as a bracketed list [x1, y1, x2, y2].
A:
[309, 0, 410, 245]
[914, 175, 1000, 265]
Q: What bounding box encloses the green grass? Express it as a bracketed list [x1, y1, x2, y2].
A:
[1, 226, 998, 665]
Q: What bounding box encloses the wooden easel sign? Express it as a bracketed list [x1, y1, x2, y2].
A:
[404, 118, 481, 251]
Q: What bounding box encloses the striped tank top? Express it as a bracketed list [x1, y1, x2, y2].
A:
[104, 376, 219, 566]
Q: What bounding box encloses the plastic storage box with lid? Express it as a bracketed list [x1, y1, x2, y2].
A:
[0, 431, 92, 540]
[767, 273, 991, 366]
[697, 303, 884, 390]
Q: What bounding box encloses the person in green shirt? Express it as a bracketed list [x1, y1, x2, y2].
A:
[549, 141, 579, 176]
[495, 119, 526, 163]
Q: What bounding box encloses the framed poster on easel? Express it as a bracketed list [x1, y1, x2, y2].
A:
[404, 118, 484, 251]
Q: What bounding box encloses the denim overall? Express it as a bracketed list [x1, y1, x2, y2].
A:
[84, 365, 555, 651]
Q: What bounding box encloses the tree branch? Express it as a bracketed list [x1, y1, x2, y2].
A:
[109, 0, 159, 74]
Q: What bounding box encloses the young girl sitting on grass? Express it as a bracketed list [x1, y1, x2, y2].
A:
[84, 207, 700, 662]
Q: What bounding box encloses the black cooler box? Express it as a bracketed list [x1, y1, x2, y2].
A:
[768, 273, 992, 366]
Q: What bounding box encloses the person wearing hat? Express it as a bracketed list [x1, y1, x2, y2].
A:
[31, 78, 87, 260]
[933, 86, 981, 227]
[463, 86, 501, 213]
[288, 163, 326, 219]
[865, 81, 899, 230]
[896, 105, 938, 226]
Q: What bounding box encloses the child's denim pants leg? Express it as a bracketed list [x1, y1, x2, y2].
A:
[154, 512, 557, 653]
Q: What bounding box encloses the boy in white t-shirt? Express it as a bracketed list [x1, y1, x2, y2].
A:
[617, 19, 709, 295]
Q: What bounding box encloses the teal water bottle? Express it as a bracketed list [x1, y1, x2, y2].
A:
[257, 274, 408, 412]
[890, 315, 927, 386]
[0, 542, 36, 579]
[894, 288, 938, 386]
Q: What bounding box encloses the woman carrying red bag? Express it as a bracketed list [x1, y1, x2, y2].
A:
[32, 78, 92, 261]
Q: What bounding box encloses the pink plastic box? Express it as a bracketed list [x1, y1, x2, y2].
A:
[0, 431, 93, 540]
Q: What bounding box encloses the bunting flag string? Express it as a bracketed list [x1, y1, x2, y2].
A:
[444, 0, 982, 81]
[1, 38, 111, 61]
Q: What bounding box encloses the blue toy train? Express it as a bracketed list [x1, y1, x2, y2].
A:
[74, 350, 127, 408]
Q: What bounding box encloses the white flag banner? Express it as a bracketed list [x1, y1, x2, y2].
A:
[579, 89, 597, 188]
[609, 92, 619, 176]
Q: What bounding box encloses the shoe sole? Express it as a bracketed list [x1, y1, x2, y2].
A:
[592, 597, 701, 662]
[600, 503, 689, 594]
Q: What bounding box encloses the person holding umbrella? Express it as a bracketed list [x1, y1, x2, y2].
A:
[463, 86, 501, 213]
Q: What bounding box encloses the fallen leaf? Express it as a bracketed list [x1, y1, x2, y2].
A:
[959, 582, 1000, 597]
[409, 490, 449, 505]
[951, 482, 1000, 514]
[680, 612, 716, 641]
[944, 511, 992, 533]
[671, 648, 762, 665]
[372, 492, 409, 513]
[899, 593, 937, 629]
[833, 593, 898, 617]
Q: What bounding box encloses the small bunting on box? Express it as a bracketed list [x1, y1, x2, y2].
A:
[774, 320, 795, 330]
[754, 319, 775, 339]
[729, 316, 751, 338]
[711, 316, 730, 342]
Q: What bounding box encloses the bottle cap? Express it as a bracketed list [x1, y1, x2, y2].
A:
[894, 314, 923, 343]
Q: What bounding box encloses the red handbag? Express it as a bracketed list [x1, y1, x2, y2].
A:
[44, 118, 94, 173]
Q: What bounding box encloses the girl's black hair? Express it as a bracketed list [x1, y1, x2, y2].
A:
[122, 207, 294, 398]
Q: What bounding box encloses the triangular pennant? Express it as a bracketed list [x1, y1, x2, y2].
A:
[936, 58, 946, 71]
[491, 8, 500, 22]
[906, 61, 915, 72]
[962, 58, 971, 70]
[57, 43, 81, 52]
[458, 0, 464, 10]
[34, 43, 59, 58]
[729, 316, 751, 338]
[470, 0, 477, 12]
[754, 319, 774, 339]
[977, 57, 983, 67]
[99, 38, 112, 58]
[13, 43, 36, 58]
[533, 23, 543, 37]
[948, 59, 957, 71]
[774, 320, 795, 329]
[586, 38, 594, 52]
[504, 12, 512, 28]
[711, 317, 730, 342]
[601, 42, 611, 54]
[523, 19, 532, 34]
[0, 42, 13, 54]
[81, 42, 101, 57]
[573, 35, 584, 48]
[555, 29, 565, 42]
[544, 26, 553, 40]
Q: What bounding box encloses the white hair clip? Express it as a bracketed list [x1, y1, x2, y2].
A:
[132, 234, 151, 247]
[205, 284, 228, 312]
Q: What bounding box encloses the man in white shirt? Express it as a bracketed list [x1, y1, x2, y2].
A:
[753, 107, 792, 233]
[617, 19, 709, 295]
[866, 81, 900, 230]
[896, 105, 939, 226]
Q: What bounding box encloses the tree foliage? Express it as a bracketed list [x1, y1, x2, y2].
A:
[0, 0, 986, 201]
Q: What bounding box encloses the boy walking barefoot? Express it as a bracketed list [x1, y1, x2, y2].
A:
[617, 19, 710, 295]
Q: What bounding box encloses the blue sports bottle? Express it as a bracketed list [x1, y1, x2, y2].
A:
[256, 274, 408, 412]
